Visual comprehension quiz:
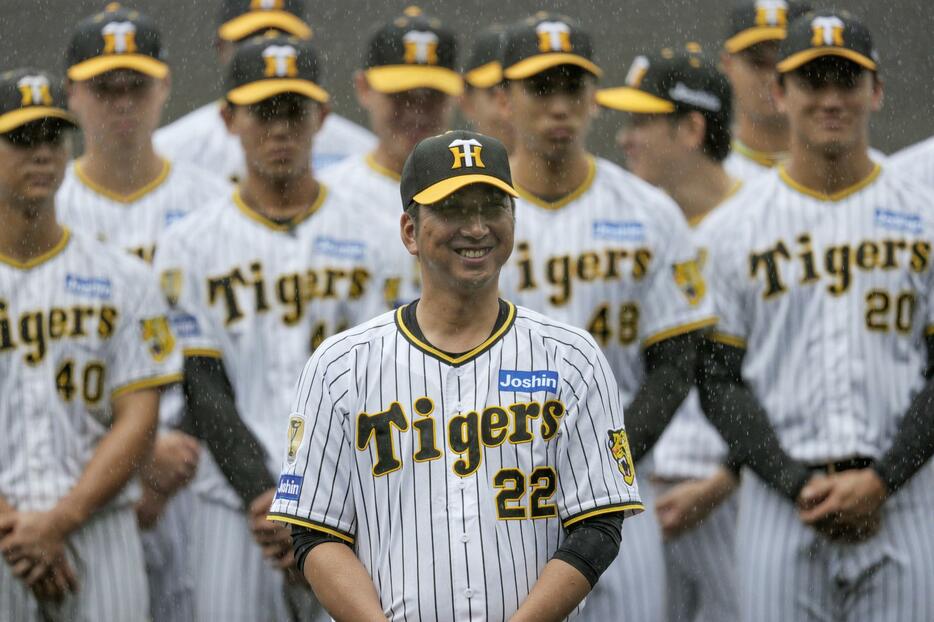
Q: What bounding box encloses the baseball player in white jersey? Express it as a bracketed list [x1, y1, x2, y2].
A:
[460, 24, 515, 152]
[154, 33, 402, 621]
[269, 129, 644, 622]
[890, 135, 934, 187]
[599, 46, 740, 622]
[494, 14, 716, 622]
[699, 11, 934, 621]
[0, 69, 181, 622]
[153, 0, 374, 183]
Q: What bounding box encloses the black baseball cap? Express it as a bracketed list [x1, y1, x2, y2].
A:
[776, 9, 877, 73]
[217, 0, 311, 42]
[363, 6, 463, 96]
[226, 32, 328, 105]
[0, 68, 77, 134]
[401, 130, 518, 207]
[502, 12, 601, 81]
[597, 45, 731, 115]
[724, 0, 812, 53]
[66, 3, 168, 82]
[464, 25, 506, 89]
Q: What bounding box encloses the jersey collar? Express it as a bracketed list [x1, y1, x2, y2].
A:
[731, 140, 785, 168]
[0, 227, 71, 270]
[365, 153, 402, 182]
[232, 185, 328, 231]
[74, 158, 172, 204]
[514, 155, 596, 211]
[778, 163, 882, 202]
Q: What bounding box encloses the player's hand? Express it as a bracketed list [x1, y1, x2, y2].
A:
[797, 469, 888, 542]
[654, 467, 739, 540]
[29, 559, 79, 602]
[135, 483, 170, 530]
[248, 489, 292, 564]
[143, 431, 201, 495]
[0, 511, 70, 586]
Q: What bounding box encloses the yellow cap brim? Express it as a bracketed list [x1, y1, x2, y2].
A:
[67, 55, 169, 81]
[776, 47, 877, 73]
[365, 66, 464, 96]
[0, 107, 77, 134]
[227, 78, 329, 105]
[217, 11, 312, 41]
[413, 174, 519, 205]
[503, 53, 603, 80]
[596, 87, 675, 113]
[724, 26, 787, 53]
[465, 61, 503, 89]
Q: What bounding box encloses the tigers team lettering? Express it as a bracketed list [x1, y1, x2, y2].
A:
[269, 304, 642, 621]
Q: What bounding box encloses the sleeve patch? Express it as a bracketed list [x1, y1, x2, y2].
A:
[275, 474, 304, 502]
[607, 428, 635, 486]
[672, 253, 707, 306]
[140, 316, 176, 362]
[287, 415, 305, 464]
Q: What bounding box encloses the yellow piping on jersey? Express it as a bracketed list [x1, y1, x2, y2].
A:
[778, 163, 882, 202]
[73, 158, 172, 204]
[265, 514, 355, 545]
[731, 140, 785, 168]
[563, 502, 645, 528]
[688, 179, 743, 227]
[0, 227, 71, 270]
[365, 153, 402, 182]
[232, 185, 328, 231]
[111, 372, 183, 399]
[395, 301, 516, 366]
[515, 156, 596, 211]
[643, 316, 717, 348]
[710, 331, 746, 349]
[183, 347, 223, 359]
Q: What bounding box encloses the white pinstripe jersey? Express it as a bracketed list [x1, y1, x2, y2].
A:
[708, 164, 934, 463]
[724, 141, 887, 183]
[269, 303, 643, 621]
[890, 136, 934, 188]
[0, 229, 182, 512]
[154, 187, 405, 508]
[498, 156, 716, 405]
[153, 102, 376, 183]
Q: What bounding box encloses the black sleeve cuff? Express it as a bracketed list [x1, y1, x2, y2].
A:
[291, 525, 350, 573]
[552, 514, 625, 588]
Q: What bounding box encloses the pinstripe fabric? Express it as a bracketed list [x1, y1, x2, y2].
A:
[141, 487, 196, 622]
[270, 304, 643, 621]
[724, 148, 773, 182]
[890, 136, 934, 188]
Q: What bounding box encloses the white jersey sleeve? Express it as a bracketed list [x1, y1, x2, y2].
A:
[889, 136, 934, 188]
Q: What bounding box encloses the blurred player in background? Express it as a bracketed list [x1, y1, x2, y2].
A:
[890, 135, 934, 186]
[154, 0, 374, 183]
[460, 24, 516, 152]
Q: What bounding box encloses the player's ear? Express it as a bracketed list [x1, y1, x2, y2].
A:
[870, 73, 884, 113]
[313, 101, 331, 133]
[719, 51, 733, 77]
[354, 70, 371, 109]
[400, 210, 419, 257]
[220, 102, 238, 134]
[495, 82, 512, 121]
[771, 77, 787, 114]
[681, 111, 706, 151]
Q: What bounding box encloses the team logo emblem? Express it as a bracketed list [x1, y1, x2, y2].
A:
[141, 316, 176, 362]
[625, 55, 650, 88]
[159, 269, 182, 306]
[250, 0, 284, 10]
[287, 415, 305, 464]
[403, 30, 439, 65]
[672, 254, 707, 306]
[754, 0, 788, 27]
[536, 21, 572, 53]
[607, 428, 635, 485]
[17, 75, 53, 107]
[448, 138, 485, 169]
[102, 21, 138, 55]
[811, 16, 845, 47]
[262, 44, 299, 78]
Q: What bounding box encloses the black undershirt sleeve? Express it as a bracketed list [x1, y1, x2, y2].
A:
[551, 514, 625, 588]
[872, 334, 934, 493]
[181, 356, 276, 505]
[291, 525, 350, 573]
[696, 337, 811, 501]
[625, 331, 701, 464]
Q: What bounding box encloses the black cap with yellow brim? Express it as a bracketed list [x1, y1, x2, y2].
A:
[723, 0, 812, 54]
[0, 68, 77, 134]
[66, 3, 168, 82]
[363, 6, 463, 96]
[225, 33, 328, 105]
[502, 12, 602, 81]
[401, 130, 518, 208]
[776, 9, 877, 73]
[217, 0, 311, 42]
[464, 25, 506, 89]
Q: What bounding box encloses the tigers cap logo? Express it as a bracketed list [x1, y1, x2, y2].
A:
[403, 30, 439, 65]
[17, 75, 53, 107]
[811, 16, 845, 47]
[262, 44, 299, 77]
[754, 0, 789, 27]
[535, 20, 572, 53]
[101, 21, 138, 54]
[625, 55, 650, 88]
[448, 138, 485, 169]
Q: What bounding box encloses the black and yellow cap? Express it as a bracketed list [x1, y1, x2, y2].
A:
[401, 130, 518, 207]
[597, 45, 731, 116]
[0, 68, 77, 134]
[777, 9, 877, 73]
[502, 12, 601, 80]
[724, 0, 812, 53]
[217, 0, 311, 42]
[363, 6, 463, 96]
[225, 32, 328, 105]
[66, 3, 168, 81]
[464, 25, 506, 89]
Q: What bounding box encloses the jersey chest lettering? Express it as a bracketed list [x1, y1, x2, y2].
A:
[0, 299, 118, 365]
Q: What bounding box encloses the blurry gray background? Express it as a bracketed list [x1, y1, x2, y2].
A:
[3, 0, 932, 158]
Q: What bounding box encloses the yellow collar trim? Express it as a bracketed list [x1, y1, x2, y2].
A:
[233, 185, 328, 231]
[731, 140, 785, 168]
[778, 164, 882, 202]
[74, 158, 172, 204]
[365, 153, 401, 182]
[515, 156, 596, 211]
[688, 179, 743, 227]
[395, 301, 516, 366]
[0, 227, 71, 269]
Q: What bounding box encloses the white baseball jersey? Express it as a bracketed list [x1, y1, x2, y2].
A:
[889, 135, 934, 187]
[0, 228, 182, 512]
[708, 163, 934, 463]
[269, 302, 643, 621]
[153, 102, 376, 183]
[154, 186, 404, 508]
[499, 156, 716, 404]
